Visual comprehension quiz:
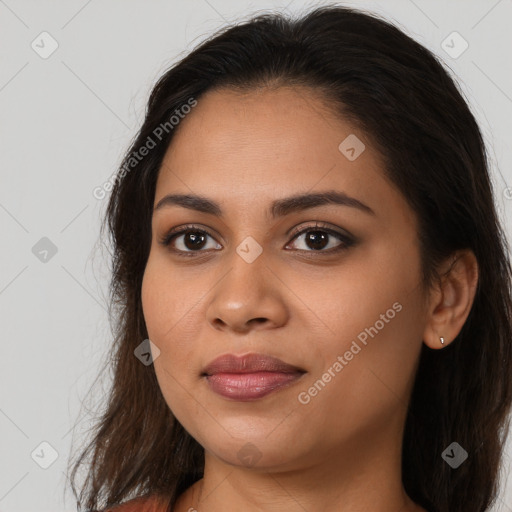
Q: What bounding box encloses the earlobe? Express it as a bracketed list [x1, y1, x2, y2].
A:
[422, 250, 479, 350]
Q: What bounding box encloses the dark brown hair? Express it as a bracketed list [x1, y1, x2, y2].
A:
[68, 5, 512, 512]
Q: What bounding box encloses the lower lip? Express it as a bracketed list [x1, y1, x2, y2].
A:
[205, 371, 304, 401]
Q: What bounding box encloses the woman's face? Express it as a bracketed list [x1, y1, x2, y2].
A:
[141, 85, 429, 470]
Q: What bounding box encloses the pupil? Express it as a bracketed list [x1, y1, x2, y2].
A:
[307, 231, 328, 250]
[185, 232, 206, 250]
[182, 231, 329, 251]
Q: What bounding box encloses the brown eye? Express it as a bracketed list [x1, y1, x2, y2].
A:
[159, 225, 222, 254]
[158, 222, 355, 257]
[286, 224, 355, 253]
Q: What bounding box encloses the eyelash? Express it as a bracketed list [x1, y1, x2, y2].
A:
[158, 222, 355, 257]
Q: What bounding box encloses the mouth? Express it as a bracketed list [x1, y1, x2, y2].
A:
[202, 353, 306, 401]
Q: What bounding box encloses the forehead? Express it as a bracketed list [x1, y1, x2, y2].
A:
[154, 86, 411, 228]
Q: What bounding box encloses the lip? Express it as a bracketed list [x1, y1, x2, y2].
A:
[203, 353, 305, 375]
[202, 353, 306, 401]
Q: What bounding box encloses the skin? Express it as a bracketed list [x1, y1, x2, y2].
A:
[141, 85, 478, 512]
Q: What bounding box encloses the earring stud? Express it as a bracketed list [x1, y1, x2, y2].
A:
[440, 336, 445, 345]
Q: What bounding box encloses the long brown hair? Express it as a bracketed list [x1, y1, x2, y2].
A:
[68, 5, 512, 511]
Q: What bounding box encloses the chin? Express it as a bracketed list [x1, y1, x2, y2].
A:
[201, 433, 305, 471]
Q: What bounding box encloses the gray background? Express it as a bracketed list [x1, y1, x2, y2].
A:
[1, 0, 511, 510]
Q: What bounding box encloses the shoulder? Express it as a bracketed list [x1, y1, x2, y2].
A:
[102, 494, 170, 512]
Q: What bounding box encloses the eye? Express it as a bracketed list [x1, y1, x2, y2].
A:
[158, 222, 355, 256]
[286, 222, 355, 253]
[158, 224, 221, 255]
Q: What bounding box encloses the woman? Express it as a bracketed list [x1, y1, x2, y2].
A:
[68, 5, 512, 512]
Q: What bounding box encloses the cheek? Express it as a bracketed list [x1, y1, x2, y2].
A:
[308, 241, 421, 352]
[141, 260, 168, 342]
[301, 238, 425, 403]
[141, 259, 199, 417]
[141, 255, 208, 372]
[294, 301, 423, 452]
[141, 258, 184, 357]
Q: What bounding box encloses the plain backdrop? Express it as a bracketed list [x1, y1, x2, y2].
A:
[1, 0, 512, 510]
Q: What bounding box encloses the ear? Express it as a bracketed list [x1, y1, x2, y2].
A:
[422, 249, 479, 350]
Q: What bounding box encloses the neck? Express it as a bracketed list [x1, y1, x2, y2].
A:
[174, 417, 425, 512]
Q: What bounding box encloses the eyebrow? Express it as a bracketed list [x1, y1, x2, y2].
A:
[153, 190, 375, 219]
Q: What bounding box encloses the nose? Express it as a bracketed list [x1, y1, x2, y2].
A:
[206, 248, 289, 334]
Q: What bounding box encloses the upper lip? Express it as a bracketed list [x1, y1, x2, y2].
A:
[202, 353, 306, 376]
